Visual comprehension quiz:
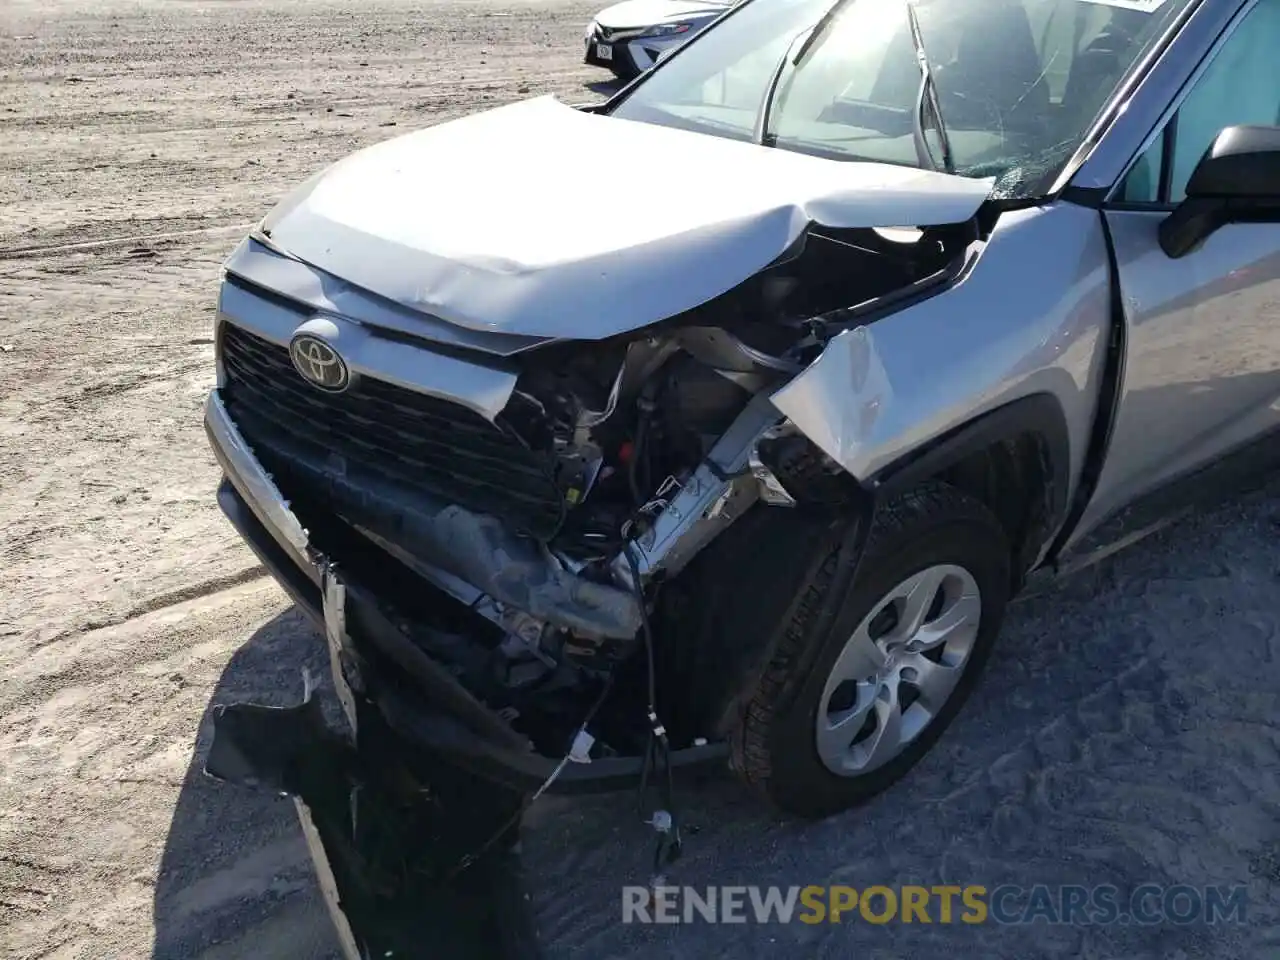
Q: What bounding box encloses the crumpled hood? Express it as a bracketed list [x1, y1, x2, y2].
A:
[596, 0, 730, 28]
[262, 96, 993, 341]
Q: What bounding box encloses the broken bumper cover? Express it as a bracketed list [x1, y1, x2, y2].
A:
[205, 680, 543, 960]
[204, 389, 729, 794]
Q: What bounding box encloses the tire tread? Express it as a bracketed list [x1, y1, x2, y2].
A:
[732, 480, 1007, 814]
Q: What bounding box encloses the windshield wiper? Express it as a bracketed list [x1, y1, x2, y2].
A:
[755, 0, 859, 146]
[905, 0, 955, 174]
[755, 29, 808, 145]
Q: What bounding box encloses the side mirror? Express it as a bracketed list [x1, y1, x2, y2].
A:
[1158, 125, 1280, 258]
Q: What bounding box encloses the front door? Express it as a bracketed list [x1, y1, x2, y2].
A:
[1078, 0, 1280, 533]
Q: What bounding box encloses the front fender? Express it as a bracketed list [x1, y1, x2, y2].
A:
[771, 202, 1112, 540]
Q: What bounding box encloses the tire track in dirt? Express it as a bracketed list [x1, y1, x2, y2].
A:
[28, 564, 270, 652]
[0, 223, 253, 260]
[0, 576, 275, 717]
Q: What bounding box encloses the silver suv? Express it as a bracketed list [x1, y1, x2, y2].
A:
[205, 0, 1280, 837]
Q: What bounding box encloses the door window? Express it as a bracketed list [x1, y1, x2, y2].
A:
[1119, 0, 1280, 204]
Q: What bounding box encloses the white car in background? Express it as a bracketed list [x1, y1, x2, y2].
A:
[584, 0, 735, 79]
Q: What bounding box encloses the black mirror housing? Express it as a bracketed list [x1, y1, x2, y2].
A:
[1185, 125, 1280, 200]
[1159, 124, 1280, 258]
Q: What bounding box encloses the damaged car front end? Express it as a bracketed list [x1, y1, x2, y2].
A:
[204, 75, 997, 782]
[201, 0, 1209, 951]
[203, 121, 986, 779]
[202, 99, 988, 950]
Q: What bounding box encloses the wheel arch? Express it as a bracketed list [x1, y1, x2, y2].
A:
[865, 393, 1072, 586]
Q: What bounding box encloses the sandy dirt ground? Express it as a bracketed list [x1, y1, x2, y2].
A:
[2, 1, 1280, 958]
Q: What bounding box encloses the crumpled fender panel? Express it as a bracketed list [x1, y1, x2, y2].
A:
[772, 202, 1113, 540]
[261, 96, 993, 341]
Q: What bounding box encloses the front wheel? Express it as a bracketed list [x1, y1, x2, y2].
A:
[732, 481, 1011, 819]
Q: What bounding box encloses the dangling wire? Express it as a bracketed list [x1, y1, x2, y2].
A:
[624, 543, 682, 882]
[443, 674, 613, 883]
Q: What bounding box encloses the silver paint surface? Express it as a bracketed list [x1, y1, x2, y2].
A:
[204, 390, 313, 570]
[1072, 213, 1280, 542]
[259, 96, 993, 341]
[772, 202, 1113, 550]
[224, 237, 554, 357]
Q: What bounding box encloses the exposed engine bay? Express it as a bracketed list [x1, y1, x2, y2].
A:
[218, 219, 976, 765]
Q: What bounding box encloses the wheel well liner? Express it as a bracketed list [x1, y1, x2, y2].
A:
[866, 393, 1072, 576]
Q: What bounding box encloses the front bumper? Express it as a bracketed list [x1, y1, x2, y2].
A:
[207, 387, 734, 954]
[583, 25, 683, 76]
[205, 672, 541, 960]
[204, 389, 729, 794]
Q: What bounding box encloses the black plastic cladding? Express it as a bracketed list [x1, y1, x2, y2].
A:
[868, 392, 1073, 571]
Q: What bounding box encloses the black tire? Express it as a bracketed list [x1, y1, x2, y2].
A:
[731, 481, 1011, 819]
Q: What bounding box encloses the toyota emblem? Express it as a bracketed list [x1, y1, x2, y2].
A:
[289, 334, 350, 392]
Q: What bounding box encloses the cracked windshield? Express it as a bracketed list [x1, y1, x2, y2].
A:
[612, 0, 1194, 196]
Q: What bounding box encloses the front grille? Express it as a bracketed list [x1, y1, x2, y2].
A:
[219, 322, 566, 540]
[596, 25, 638, 41]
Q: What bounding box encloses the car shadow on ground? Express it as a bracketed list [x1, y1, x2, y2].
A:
[583, 78, 625, 97]
[151, 608, 342, 960]
[151, 606, 541, 960]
